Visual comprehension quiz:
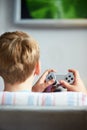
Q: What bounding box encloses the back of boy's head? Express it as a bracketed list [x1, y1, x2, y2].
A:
[0, 31, 40, 84]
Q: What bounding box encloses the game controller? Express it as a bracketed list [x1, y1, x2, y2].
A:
[45, 72, 75, 92]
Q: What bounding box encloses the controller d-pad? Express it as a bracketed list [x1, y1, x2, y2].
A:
[46, 72, 56, 82]
[48, 75, 53, 80]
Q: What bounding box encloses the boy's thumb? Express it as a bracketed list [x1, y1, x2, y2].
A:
[59, 80, 71, 90]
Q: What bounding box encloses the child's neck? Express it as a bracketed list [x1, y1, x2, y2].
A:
[4, 76, 34, 92]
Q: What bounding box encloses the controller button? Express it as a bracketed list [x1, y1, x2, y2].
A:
[68, 80, 70, 83]
[69, 75, 71, 77]
[65, 77, 68, 80]
[71, 78, 74, 80]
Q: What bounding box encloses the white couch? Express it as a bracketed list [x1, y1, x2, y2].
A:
[0, 92, 87, 130]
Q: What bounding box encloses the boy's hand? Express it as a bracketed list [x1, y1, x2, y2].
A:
[32, 69, 56, 92]
[59, 69, 87, 94]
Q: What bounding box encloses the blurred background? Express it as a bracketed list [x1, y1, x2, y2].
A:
[0, 0, 87, 90]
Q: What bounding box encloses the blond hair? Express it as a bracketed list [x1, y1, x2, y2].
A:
[0, 31, 40, 84]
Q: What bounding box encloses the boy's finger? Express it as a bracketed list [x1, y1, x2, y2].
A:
[43, 79, 55, 89]
[68, 69, 80, 78]
[59, 80, 72, 90]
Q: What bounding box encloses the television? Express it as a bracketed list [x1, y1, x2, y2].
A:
[14, 0, 87, 27]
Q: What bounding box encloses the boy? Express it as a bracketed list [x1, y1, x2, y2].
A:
[0, 31, 54, 92]
[0, 31, 87, 94]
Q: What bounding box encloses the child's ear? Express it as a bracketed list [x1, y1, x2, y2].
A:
[34, 61, 41, 75]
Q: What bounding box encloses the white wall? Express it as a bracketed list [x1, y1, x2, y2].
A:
[0, 0, 87, 90]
